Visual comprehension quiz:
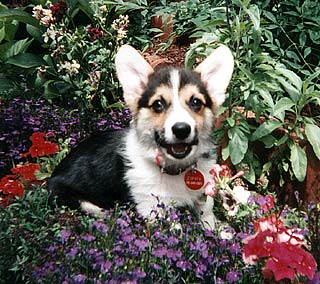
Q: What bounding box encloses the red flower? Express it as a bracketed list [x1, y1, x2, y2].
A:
[23, 132, 59, 158]
[50, 1, 67, 22]
[265, 256, 295, 281]
[11, 163, 41, 181]
[261, 194, 275, 212]
[87, 26, 103, 40]
[0, 175, 24, 205]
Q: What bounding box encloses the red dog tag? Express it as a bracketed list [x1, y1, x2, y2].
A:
[184, 169, 205, 190]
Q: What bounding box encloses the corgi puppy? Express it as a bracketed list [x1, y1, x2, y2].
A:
[49, 45, 234, 229]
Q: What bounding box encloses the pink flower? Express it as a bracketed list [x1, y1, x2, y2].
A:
[243, 213, 317, 281]
[204, 180, 217, 197]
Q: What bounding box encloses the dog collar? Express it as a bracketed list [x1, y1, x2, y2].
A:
[160, 163, 195, 176]
[157, 152, 211, 176]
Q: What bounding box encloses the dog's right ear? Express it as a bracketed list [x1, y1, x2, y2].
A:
[115, 45, 153, 112]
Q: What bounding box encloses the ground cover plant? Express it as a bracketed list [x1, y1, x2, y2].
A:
[0, 0, 319, 283]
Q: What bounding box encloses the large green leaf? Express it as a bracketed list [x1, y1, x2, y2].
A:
[251, 120, 282, 141]
[272, 97, 295, 121]
[305, 123, 320, 160]
[228, 127, 248, 165]
[6, 53, 45, 68]
[0, 9, 39, 27]
[290, 144, 307, 182]
[2, 38, 33, 60]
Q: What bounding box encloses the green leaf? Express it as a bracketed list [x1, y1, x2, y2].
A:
[246, 5, 260, 30]
[305, 124, 320, 160]
[0, 78, 14, 90]
[228, 128, 248, 165]
[26, 24, 43, 43]
[290, 144, 307, 182]
[6, 53, 45, 68]
[0, 26, 5, 42]
[277, 67, 302, 92]
[3, 38, 33, 60]
[272, 97, 295, 121]
[251, 120, 282, 141]
[304, 47, 311, 58]
[0, 9, 39, 27]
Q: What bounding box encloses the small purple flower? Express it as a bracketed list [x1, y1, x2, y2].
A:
[152, 263, 161, 270]
[134, 239, 150, 250]
[226, 271, 240, 282]
[92, 221, 108, 234]
[67, 247, 79, 257]
[60, 229, 72, 243]
[167, 236, 179, 246]
[72, 274, 86, 283]
[176, 259, 192, 271]
[101, 260, 112, 274]
[167, 248, 182, 261]
[122, 233, 136, 243]
[47, 245, 58, 253]
[132, 268, 146, 279]
[151, 246, 167, 258]
[82, 234, 96, 242]
[194, 263, 207, 276]
[229, 243, 241, 255]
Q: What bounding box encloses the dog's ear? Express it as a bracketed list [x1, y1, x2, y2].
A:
[115, 45, 153, 111]
[195, 45, 234, 108]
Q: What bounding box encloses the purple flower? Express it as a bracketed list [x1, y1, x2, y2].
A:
[101, 260, 112, 273]
[176, 259, 192, 271]
[132, 268, 146, 279]
[226, 271, 240, 282]
[134, 239, 150, 250]
[72, 274, 86, 283]
[82, 234, 96, 242]
[60, 229, 72, 243]
[167, 248, 182, 261]
[167, 236, 179, 246]
[194, 263, 207, 276]
[151, 246, 167, 258]
[67, 247, 78, 257]
[92, 220, 108, 233]
[229, 243, 241, 255]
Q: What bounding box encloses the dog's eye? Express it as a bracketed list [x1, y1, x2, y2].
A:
[152, 99, 166, 113]
[189, 97, 203, 112]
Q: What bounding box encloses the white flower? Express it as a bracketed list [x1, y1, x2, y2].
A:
[58, 60, 80, 75]
[43, 25, 58, 43]
[233, 185, 251, 204]
[32, 4, 53, 26]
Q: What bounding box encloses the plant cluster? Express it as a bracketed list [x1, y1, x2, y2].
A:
[0, 0, 151, 111]
[1, 142, 319, 283]
[0, 132, 62, 205]
[0, 97, 132, 178]
[184, 0, 320, 193]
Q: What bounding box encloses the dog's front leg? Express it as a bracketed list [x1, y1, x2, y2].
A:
[197, 195, 216, 230]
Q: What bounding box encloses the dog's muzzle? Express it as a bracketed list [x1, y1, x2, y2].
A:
[155, 131, 198, 159]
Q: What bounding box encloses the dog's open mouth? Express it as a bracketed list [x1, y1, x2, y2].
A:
[155, 132, 197, 159]
[166, 143, 193, 159]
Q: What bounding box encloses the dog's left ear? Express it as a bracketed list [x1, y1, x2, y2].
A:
[115, 45, 153, 112]
[195, 45, 234, 107]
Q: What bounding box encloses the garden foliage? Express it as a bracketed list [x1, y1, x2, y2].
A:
[0, 0, 320, 283]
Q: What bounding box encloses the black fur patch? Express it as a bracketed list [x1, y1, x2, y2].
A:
[138, 67, 213, 109]
[48, 130, 132, 210]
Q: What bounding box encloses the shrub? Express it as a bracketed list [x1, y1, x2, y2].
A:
[185, 0, 320, 191]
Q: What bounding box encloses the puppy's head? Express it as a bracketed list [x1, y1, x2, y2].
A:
[115, 45, 234, 167]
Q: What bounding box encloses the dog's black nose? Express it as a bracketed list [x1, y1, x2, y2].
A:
[172, 122, 191, 139]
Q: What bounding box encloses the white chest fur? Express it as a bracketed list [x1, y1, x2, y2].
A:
[123, 129, 217, 229]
